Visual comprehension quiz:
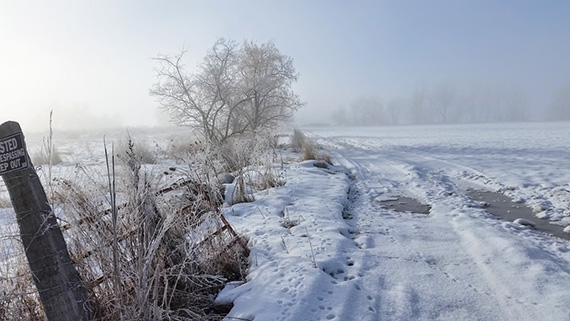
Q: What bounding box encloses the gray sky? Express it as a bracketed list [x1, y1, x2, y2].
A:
[1, 0, 569, 131]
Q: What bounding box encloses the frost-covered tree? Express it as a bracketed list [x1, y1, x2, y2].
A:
[503, 90, 528, 122]
[239, 41, 303, 131]
[430, 83, 457, 123]
[409, 86, 428, 124]
[151, 38, 302, 144]
[386, 98, 403, 125]
[330, 106, 349, 125]
[350, 96, 385, 126]
[150, 39, 245, 144]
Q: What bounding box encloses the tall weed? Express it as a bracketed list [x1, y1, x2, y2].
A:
[1, 135, 249, 320]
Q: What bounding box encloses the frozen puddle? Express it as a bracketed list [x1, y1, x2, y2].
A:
[374, 195, 431, 214]
[467, 189, 570, 240]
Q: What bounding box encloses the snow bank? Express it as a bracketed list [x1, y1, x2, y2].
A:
[222, 160, 354, 320]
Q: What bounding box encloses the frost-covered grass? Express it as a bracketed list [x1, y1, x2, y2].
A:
[291, 128, 332, 163]
[0, 127, 271, 320]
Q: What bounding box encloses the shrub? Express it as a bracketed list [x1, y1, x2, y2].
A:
[2, 137, 249, 320]
[117, 136, 157, 165]
[58, 147, 247, 320]
[0, 259, 46, 320]
[291, 129, 305, 152]
[166, 134, 204, 158]
[30, 111, 64, 166]
[296, 131, 333, 164]
[30, 143, 63, 166]
[301, 140, 317, 161]
[315, 151, 333, 165]
[219, 130, 286, 204]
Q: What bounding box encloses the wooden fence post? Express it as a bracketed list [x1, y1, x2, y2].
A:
[0, 121, 93, 320]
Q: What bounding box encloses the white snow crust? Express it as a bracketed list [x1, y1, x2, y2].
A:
[223, 122, 570, 321]
[3, 123, 570, 320]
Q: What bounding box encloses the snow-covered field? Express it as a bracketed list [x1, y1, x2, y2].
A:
[222, 122, 570, 321]
[311, 122, 570, 223]
[3, 122, 570, 320]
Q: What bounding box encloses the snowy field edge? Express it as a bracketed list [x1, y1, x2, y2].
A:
[220, 159, 355, 321]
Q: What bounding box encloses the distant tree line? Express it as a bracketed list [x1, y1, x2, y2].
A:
[546, 85, 570, 121]
[331, 82, 570, 126]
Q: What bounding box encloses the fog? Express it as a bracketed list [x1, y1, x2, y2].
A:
[1, 1, 569, 132]
[327, 81, 570, 126]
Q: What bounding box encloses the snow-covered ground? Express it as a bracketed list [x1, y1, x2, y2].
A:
[309, 122, 570, 222]
[3, 122, 570, 320]
[221, 122, 570, 321]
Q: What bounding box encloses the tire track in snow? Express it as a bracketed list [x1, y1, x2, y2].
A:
[450, 213, 570, 321]
[329, 148, 504, 319]
[320, 134, 570, 320]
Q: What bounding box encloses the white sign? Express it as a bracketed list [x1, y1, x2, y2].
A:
[0, 132, 29, 175]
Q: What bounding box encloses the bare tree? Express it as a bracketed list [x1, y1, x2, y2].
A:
[503, 90, 528, 121]
[409, 85, 428, 124]
[151, 39, 247, 144]
[350, 96, 385, 126]
[151, 38, 302, 144]
[330, 106, 349, 125]
[386, 98, 403, 125]
[430, 83, 457, 123]
[239, 40, 303, 131]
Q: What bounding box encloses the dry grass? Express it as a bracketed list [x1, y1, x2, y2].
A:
[220, 131, 286, 204]
[301, 140, 317, 161]
[117, 136, 157, 164]
[166, 135, 204, 158]
[317, 151, 332, 165]
[0, 123, 300, 320]
[291, 129, 305, 153]
[29, 144, 64, 166]
[1, 140, 249, 321]
[293, 129, 333, 164]
[0, 213, 47, 320]
[0, 193, 10, 208]
[30, 113, 64, 166]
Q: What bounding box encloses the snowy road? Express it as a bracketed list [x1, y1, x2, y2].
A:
[224, 123, 570, 321]
[317, 127, 570, 321]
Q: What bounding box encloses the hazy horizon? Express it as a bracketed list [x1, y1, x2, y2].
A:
[1, 1, 569, 132]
